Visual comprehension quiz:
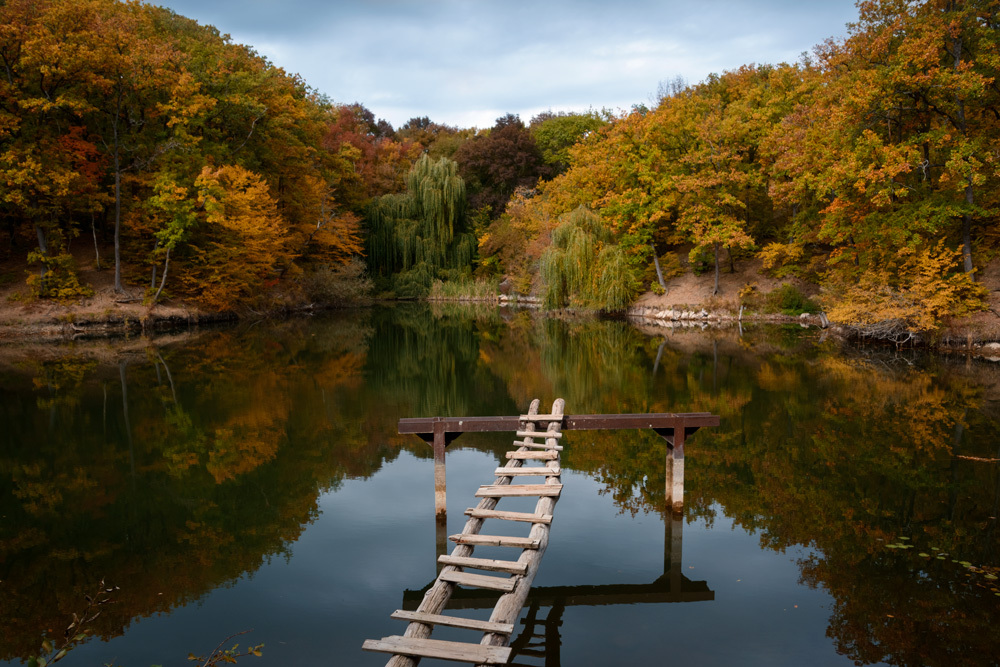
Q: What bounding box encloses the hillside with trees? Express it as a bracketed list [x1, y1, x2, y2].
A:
[2, 0, 999, 343]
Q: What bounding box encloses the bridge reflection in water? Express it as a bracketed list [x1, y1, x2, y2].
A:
[409, 511, 713, 665]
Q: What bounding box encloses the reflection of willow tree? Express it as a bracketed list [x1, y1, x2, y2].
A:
[0, 314, 388, 660]
[363, 305, 517, 428]
[478, 318, 752, 515]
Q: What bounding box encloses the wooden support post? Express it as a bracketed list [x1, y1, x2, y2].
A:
[435, 513, 448, 573]
[433, 419, 447, 518]
[654, 424, 685, 515]
[668, 430, 684, 515]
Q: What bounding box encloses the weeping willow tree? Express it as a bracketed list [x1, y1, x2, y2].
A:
[540, 206, 640, 311]
[366, 155, 475, 296]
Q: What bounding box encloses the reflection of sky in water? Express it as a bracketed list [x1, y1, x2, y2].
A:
[62, 448, 869, 666]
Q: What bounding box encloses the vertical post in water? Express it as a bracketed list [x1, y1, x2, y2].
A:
[654, 423, 685, 515]
[432, 418, 448, 570]
[666, 423, 685, 515]
[433, 418, 447, 517]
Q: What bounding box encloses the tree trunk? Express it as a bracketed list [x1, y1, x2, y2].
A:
[91, 213, 101, 270]
[963, 181, 974, 274]
[952, 31, 976, 276]
[34, 224, 48, 287]
[113, 93, 123, 293]
[152, 247, 170, 305]
[113, 151, 122, 292]
[651, 244, 666, 292]
[713, 243, 720, 295]
[150, 240, 159, 288]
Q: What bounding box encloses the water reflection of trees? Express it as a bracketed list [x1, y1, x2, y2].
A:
[481, 316, 1000, 664]
[0, 315, 383, 659]
[2, 309, 999, 665]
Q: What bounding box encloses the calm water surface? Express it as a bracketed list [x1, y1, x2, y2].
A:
[1, 304, 998, 666]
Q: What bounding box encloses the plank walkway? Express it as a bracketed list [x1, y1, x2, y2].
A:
[363, 398, 566, 666]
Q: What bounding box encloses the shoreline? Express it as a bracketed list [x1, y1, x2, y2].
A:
[3, 295, 1000, 360]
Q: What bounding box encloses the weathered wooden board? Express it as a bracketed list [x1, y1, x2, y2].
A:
[518, 414, 563, 422]
[437, 554, 528, 575]
[389, 609, 514, 634]
[505, 450, 558, 460]
[448, 534, 540, 549]
[439, 570, 517, 592]
[464, 508, 553, 524]
[513, 440, 563, 451]
[515, 430, 563, 439]
[494, 466, 560, 476]
[475, 484, 562, 498]
[362, 636, 511, 664]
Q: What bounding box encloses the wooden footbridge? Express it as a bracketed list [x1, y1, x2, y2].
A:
[363, 399, 719, 665]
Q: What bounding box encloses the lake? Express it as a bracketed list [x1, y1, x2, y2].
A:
[1, 304, 998, 666]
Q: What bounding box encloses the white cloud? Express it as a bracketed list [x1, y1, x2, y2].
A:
[154, 0, 860, 129]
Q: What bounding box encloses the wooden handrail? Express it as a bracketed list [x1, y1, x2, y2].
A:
[399, 412, 720, 438]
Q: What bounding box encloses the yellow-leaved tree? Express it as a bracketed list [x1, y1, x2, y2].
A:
[184, 165, 295, 311]
[824, 242, 986, 342]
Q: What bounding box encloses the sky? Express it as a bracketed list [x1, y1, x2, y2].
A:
[153, 0, 862, 130]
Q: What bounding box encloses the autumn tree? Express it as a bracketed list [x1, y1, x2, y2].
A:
[396, 116, 472, 159]
[529, 110, 608, 174]
[82, 0, 188, 292]
[455, 113, 552, 217]
[0, 0, 108, 293]
[763, 0, 998, 333]
[666, 66, 802, 294]
[321, 103, 419, 206]
[179, 165, 295, 310]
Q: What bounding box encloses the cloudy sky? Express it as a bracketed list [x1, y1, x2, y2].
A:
[154, 0, 861, 130]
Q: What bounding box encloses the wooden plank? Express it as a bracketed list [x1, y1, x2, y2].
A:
[505, 450, 557, 460]
[465, 508, 553, 524]
[440, 570, 517, 592]
[562, 413, 719, 430]
[438, 554, 528, 575]
[513, 440, 563, 451]
[362, 636, 511, 664]
[449, 534, 540, 549]
[476, 484, 562, 498]
[494, 466, 560, 476]
[515, 430, 563, 439]
[397, 411, 719, 436]
[519, 414, 563, 422]
[390, 609, 514, 634]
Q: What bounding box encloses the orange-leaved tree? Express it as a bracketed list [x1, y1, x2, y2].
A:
[182, 165, 295, 310]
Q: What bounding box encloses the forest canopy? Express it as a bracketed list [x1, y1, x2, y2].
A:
[1, 0, 996, 337]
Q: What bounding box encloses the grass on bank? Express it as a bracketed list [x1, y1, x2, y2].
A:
[428, 278, 498, 302]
